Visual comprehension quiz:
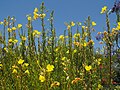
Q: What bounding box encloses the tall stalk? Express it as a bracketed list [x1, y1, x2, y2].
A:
[50, 11, 55, 63]
[106, 11, 112, 89]
[40, 2, 46, 65]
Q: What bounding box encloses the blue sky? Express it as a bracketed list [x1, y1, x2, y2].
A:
[0, 0, 117, 48]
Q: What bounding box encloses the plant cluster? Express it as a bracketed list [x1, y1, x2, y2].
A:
[0, 1, 120, 90]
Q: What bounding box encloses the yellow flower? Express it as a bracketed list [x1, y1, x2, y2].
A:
[61, 57, 66, 61]
[37, 31, 41, 35]
[12, 69, 17, 73]
[8, 39, 13, 43]
[25, 70, 30, 74]
[98, 61, 101, 65]
[19, 42, 22, 45]
[70, 21, 75, 26]
[33, 12, 39, 20]
[100, 6, 107, 14]
[33, 30, 41, 36]
[98, 58, 101, 62]
[85, 65, 92, 71]
[0, 21, 3, 25]
[13, 39, 18, 44]
[21, 36, 26, 41]
[88, 40, 94, 45]
[46, 64, 54, 72]
[34, 30, 39, 33]
[23, 63, 29, 67]
[73, 33, 77, 38]
[27, 16, 32, 21]
[66, 50, 69, 53]
[71, 78, 81, 84]
[55, 47, 59, 52]
[12, 27, 16, 31]
[4, 48, 8, 52]
[73, 33, 80, 38]
[82, 26, 85, 29]
[12, 65, 18, 69]
[59, 35, 64, 40]
[83, 42, 87, 47]
[34, 8, 38, 13]
[67, 25, 71, 30]
[83, 32, 88, 37]
[7, 28, 12, 32]
[117, 22, 120, 27]
[18, 59, 24, 65]
[17, 24, 22, 29]
[40, 13, 46, 19]
[116, 26, 120, 30]
[115, 22, 120, 30]
[62, 62, 66, 66]
[0, 64, 3, 67]
[112, 28, 117, 33]
[97, 58, 101, 65]
[39, 75, 45, 82]
[92, 21, 96, 26]
[73, 49, 77, 53]
[51, 81, 60, 87]
[33, 31, 36, 36]
[77, 33, 80, 37]
[98, 84, 103, 89]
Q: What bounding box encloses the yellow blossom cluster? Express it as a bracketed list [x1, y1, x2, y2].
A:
[21, 36, 27, 41]
[95, 58, 102, 65]
[66, 21, 75, 30]
[39, 64, 54, 82]
[32, 30, 41, 37]
[7, 27, 17, 32]
[87, 40, 94, 45]
[33, 8, 39, 20]
[12, 65, 18, 74]
[32, 7, 46, 20]
[73, 42, 82, 48]
[82, 40, 87, 47]
[100, 6, 107, 14]
[70, 21, 75, 26]
[39, 13, 46, 19]
[73, 33, 80, 38]
[8, 39, 18, 44]
[12, 61, 30, 75]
